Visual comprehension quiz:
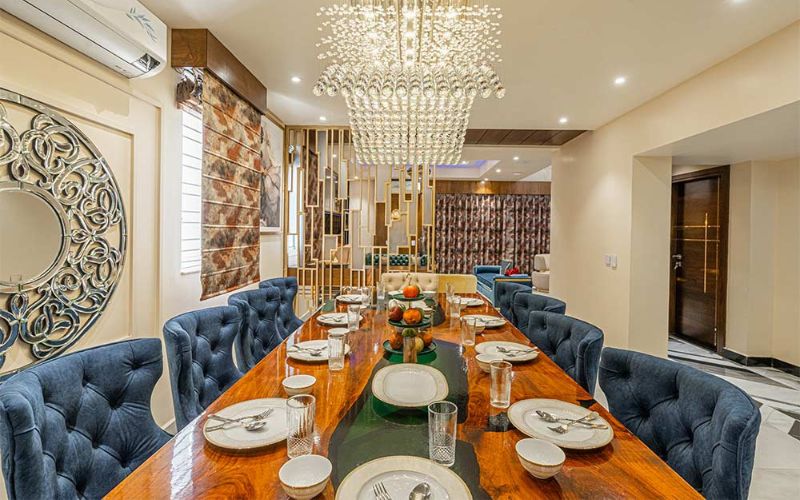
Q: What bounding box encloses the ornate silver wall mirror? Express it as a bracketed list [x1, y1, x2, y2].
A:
[0, 88, 127, 375]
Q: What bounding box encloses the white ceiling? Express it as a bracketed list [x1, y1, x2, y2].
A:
[647, 101, 800, 166]
[143, 0, 799, 131]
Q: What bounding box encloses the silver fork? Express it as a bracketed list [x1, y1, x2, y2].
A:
[548, 411, 599, 434]
[372, 481, 392, 500]
[496, 346, 536, 356]
[206, 408, 275, 432]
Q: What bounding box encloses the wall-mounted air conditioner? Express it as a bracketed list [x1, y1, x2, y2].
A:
[0, 0, 167, 78]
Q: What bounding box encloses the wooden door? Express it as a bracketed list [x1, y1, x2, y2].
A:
[669, 167, 729, 351]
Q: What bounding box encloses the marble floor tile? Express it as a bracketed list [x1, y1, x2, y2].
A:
[749, 468, 800, 500]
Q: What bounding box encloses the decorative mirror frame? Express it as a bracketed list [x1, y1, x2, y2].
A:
[0, 88, 127, 374]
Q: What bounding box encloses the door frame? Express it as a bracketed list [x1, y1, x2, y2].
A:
[669, 166, 730, 353]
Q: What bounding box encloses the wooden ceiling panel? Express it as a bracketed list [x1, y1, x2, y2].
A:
[465, 128, 587, 146]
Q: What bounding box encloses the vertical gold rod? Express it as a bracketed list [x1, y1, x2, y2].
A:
[703, 212, 708, 294]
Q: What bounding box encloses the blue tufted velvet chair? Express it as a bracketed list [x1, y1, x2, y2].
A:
[230, 286, 283, 371]
[163, 306, 244, 430]
[511, 292, 567, 332]
[259, 277, 304, 339]
[494, 281, 532, 321]
[525, 312, 603, 394]
[599, 348, 761, 499]
[0, 339, 171, 500]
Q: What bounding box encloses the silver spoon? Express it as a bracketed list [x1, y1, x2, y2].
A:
[206, 408, 274, 432]
[548, 411, 599, 434]
[409, 482, 431, 500]
[536, 410, 608, 429]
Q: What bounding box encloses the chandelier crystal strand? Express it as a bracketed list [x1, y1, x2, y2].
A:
[315, 0, 504, 166]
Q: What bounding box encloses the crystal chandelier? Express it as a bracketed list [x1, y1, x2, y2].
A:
[314, 0, 505, 166]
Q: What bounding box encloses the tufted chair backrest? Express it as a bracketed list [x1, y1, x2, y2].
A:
[163, 306, 244, 430]
[259, 277, 304, 338]
[381, 272, 412, 292]
[494, 281, 532, 320]
[413, 273, 439, 292]
[525, 312, 603, 394]
[0, 339, 171, 500]
[511, 292, 567, 332]
[599, 348, 760, 499]
[229, 287, 282, 371]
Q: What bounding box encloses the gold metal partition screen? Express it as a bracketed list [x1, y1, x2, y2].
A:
[284, 127, 436, 310]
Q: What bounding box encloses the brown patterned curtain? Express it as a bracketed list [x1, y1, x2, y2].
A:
[435, 193, 550, 274]
[198, 73, 262, 299]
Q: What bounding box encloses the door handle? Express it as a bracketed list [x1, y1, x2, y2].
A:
[672, 254, 682, 270]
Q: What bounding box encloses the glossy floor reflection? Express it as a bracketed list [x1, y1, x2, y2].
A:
[668, 337, 800, 500]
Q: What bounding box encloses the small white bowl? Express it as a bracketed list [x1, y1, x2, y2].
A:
[475, 353, 504, 373]
[515, 438, 565, 479]
[279, 454, 332, 499]
[422, 290, 437, 299]
[282, 375, 316, 396]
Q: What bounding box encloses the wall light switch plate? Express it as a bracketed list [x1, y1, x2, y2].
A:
[604, 254, 618, 269]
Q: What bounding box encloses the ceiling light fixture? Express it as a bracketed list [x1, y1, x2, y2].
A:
[319, 116, 328, 122]
[314, 1, 505, 166]
[484, 178, 489, 182]
[291, 76, 302, 83]
[513, 172, 522, 176]
[559, 116, 568, 124]
[513, 156, 520, 161]
[496, 168, 501, 173]
[614, 76, 627, 86]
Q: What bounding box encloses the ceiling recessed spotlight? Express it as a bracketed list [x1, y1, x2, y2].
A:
[559, 116, 569, 124]
[614, 76, 627, 86]
[495, 168, 501, 173]
[291, 76, 302, 83]
[513, 156, 520, 161]
[484, 178, 489, 182]
[319, 116, 328, 122]
[513, 172, 522, 176]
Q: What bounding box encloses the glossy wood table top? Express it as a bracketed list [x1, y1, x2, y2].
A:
[107, 294, 699, 499]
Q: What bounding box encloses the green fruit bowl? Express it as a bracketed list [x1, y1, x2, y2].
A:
[387, 318, 432, 329]
[382, 340, 437, 356]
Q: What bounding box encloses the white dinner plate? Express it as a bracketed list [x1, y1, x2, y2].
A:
[461, 314, 505, 328]
[456, 296, 484, 307]
[202, 398, 287, 451]
[317, 312, 361, 326]
[508, 399, 614, 450]
[475, 341, 539, 362]
[337, 294, 364, 304]
[287, 339, 351, 362]
[335, 456, 472, 500]
[371, 364, 449, 408]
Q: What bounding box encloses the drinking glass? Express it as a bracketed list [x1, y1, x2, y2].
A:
[377, 282, 386, 310]
[490, 360, 513, 409]
[449, 297, 465, 319]
[445, 282, 454, 301]
[460, 317, 477, 346]
[428, 401, 458, 467]
[347, 304, 360, 332]
[287, 395, 316, 458]
[359, 286, 371, 309]
[328, 330, 346, 371]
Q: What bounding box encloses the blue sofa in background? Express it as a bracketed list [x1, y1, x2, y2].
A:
[473, 264, 532, 305]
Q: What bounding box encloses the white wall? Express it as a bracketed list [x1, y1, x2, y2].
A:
[0, 13, 286, 432]
[551, 22, 800, 356]
[726, 158, 800, 365]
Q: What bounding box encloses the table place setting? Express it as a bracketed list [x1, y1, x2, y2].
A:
[475, 341, 539, 362]
[453, 296, 483, 307]
[371, 364, 449, 408]
[460, 314, 505, 329]
[508, 399, 614, 450]
[318, 312, 362, 327]
[202, 398, 288, 451]
[336, 293, 364, 304]
[287, 339, 351, 362]
[335, 455, 472, 499]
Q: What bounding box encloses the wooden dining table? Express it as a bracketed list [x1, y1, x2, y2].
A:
[107, 294, 700, 499]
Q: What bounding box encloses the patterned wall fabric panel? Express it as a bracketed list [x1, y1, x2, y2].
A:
[200, 73, 262, 299]
[303, 151, 323, 265]
[434, 193, 550, 274]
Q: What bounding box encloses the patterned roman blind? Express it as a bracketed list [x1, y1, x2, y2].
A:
[199, 73, 262, 299]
